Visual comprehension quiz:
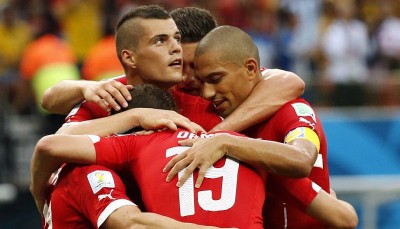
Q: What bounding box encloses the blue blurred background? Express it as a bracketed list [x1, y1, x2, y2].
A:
[322, 108, 400, 229]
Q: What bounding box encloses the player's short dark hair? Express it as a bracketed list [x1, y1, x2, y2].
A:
[115, 5, 171, 64]
[111, 84, 178, 115]
[171, 7, 217, 43]
[116, 5, 170, 30]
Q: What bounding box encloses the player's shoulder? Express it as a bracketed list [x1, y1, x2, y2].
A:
[283, 98, 318, 124]
[65, 100, 109, 123]
[282, 98, 313, 111]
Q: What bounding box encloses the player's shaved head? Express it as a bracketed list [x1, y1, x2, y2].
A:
[115, 5, 171, 60]
[195, 25, 260, 66]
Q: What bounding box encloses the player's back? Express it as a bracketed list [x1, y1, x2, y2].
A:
[131, 130, 265, 229]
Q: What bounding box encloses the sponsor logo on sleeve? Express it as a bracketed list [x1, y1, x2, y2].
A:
[87, 170, 115, 194]
[291, 103, 316, 122]
[299, 117, 316, 129]
[98, 189, 116, 201]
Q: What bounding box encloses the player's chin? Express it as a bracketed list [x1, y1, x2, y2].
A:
[161, 76, 183, 88]
[168, 71, 184, 83]
[218, 103, 233, 118]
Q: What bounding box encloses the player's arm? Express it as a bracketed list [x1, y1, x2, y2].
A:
[41, 79, 133, 114]
[269, 175, 358, 229]
[165, 133, 315, 188]
[30, 134, 96, 214]
[57, 108, 204, 135]
[103, 206, 234, 229]
[306, 190, 358, 229]
[211, 69, 304, 132]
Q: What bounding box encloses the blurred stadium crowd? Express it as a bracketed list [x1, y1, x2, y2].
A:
[0, 0, 400, 116]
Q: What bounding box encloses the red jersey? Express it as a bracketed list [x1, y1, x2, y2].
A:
[43, 164, 135, 229]
[94, 130, 265, 228]
[244, 98, 330, 229]
[65, 75, 222, 131]
[93, 129, 321, 228]
[170, 88, 222, 131]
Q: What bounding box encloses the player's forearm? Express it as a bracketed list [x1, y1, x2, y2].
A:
[127, 212, 226, 229]
[306, 190, 358, 229]
[103, 204, 228, 229]
[56, 109, 139, 136]
[30, 134, 98, 206]
[221, 134, 312, 178]
[30, 136, 66, 213]
[327, 200, 358, 229]
[41, 80, 86, 115]
[31, 135, 97, 195]
[212, 69, 304, 132]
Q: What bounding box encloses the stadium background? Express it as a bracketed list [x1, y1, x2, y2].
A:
[0, 0, 399, 228]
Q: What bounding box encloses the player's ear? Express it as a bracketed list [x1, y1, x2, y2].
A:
[244, 58, 258, 80]
[121, 49, 137, 69]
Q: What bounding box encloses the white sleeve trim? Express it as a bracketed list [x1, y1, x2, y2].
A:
[62, 122, 79, 127]
[311, 182, 322, 193]
[313, 154, 323, 168]
[87, 135, 101, 143]
[97, 199, 136, 228]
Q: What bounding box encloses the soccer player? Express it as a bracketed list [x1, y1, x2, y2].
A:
[41, 6, 305, 134]
[31, 85, 228, 229]
[31, 86, 356, 228]
[164, 25, 332, 228]
[34, 5, 344, 227]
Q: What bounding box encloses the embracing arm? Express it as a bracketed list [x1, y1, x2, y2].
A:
[103, 206, 234, 229]
[42, 79, 133, 115]
[270, 175, 358, 229]
[211, 69, 304, 131]
[306, 190, 358, 229]
[30, 134, 96, 214]
[164, 133, 316, 187]
[57, 108, 204, 136]
[220, 135, 315, 177]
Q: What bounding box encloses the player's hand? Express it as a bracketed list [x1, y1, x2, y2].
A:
[163, 134, 228, 188]
[81, 80, 134, 112]
[136, 108, 205, 133]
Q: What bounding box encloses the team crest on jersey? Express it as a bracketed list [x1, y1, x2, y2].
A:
[87, 170, 115, 194]
[291, 103, 316, 122]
